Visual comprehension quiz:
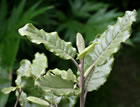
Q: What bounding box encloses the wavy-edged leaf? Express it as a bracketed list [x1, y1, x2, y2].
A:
[15, 53, 48, 106]
[31, 52, 48, 79]
[1, 86, 16, 94]
[15, 53, 47, 86]
[77, 42, 98, 59]
[27, 96, 50, 106]
[35, 69, 80, 96]
[18, 24, 77, 60]
[85, 57, 114, 91]
[76, 33, 85, 53]
[84, 10, 136, 92]
[85, 10, 136, 70]
[48, 68, 77, 82]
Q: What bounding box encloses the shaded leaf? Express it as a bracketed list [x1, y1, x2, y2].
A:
[18, 24, 77, 60]
[58, 96, 78, 107]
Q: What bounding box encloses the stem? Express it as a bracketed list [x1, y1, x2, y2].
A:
[84, 63, 95, 101]
[84, 90, 88, 101]
[80, 59, 85, 107]
[84, 63, 94, 81]
[14, 88, 22, 107]
[71, 58, 81, 73]
[55, 104, 58, 107]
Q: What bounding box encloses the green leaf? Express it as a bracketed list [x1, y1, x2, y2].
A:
[76, 33, 85, 53]
[44, 90, 62, 104]
[17, 60, 31, 78]
[15, 60, 31, 87]
[48, 68, 77, 82]
[0, 68, 11, 107]
[18, 23, 77, 60]
[27, 96, 50, 106]
[58, 96, 78, 107]
[84, 10, 136, 91]
[85, 10, 136, 68]
[85, 57, 114, 91]
[17, 91, 43, 107]
[35, 69, 80, 96]
[1, 86, 16, 94]
[31, 52, 48, 79]
[77, 42, 98, 59]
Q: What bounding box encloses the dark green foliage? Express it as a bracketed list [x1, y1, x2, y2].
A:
[0, 0, 50, 106]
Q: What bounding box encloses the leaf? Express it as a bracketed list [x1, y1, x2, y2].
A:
[17, 91, 43, 107]
[85, 57, 114, 91]
[35, 69, 80, 96]
[77, 42, 98, 59]
[17, 60, 31, 78]
[76, 33, 85, 53]
[0, 67, 11, 107]
[85, 10, 136, 73]
[31, 52, 48, 79]
[58, 96, 78, 107]
[1, 86, 16, 94]
[48, 68, 77, 82]
[15, 60, 31, 86]
[27, 96, 50, 106]
[84, 10, 136, 91]
[18, 23, 77, 60]
[44, 90, 62, 104]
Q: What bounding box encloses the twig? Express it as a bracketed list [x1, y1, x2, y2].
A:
[14, 88, 22, 107]
[71, 58, 81, 73]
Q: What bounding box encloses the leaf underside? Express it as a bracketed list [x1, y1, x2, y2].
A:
[84, 10, 136, 91]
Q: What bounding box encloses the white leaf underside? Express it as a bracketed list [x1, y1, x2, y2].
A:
[84, 10, 136, 91]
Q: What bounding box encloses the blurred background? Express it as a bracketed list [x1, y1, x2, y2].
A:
[0, 0, 140, 107]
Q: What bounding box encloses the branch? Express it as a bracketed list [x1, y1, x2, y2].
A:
[14, 88, 22, 107]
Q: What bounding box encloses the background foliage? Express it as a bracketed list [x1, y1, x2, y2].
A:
[0, 0, 140, 107]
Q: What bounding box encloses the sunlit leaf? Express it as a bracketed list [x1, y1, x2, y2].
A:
[27, 96, 49, 106]
[31, 52, 48, 79]
[85, 10, 136, 91]
[77, 42, 98, 59]
[1, 86, 16, 94]
[85, 57, 114, 91]
[44, 90, 62, 104]
[76, 33, 85, 53]
[35, 69, 80, 96]
[18, 24, 77, 60]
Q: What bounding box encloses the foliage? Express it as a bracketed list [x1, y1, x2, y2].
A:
[1, 10, 136, 107]
[0, 0, 51, 106]
[53, 0, 123, 43]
